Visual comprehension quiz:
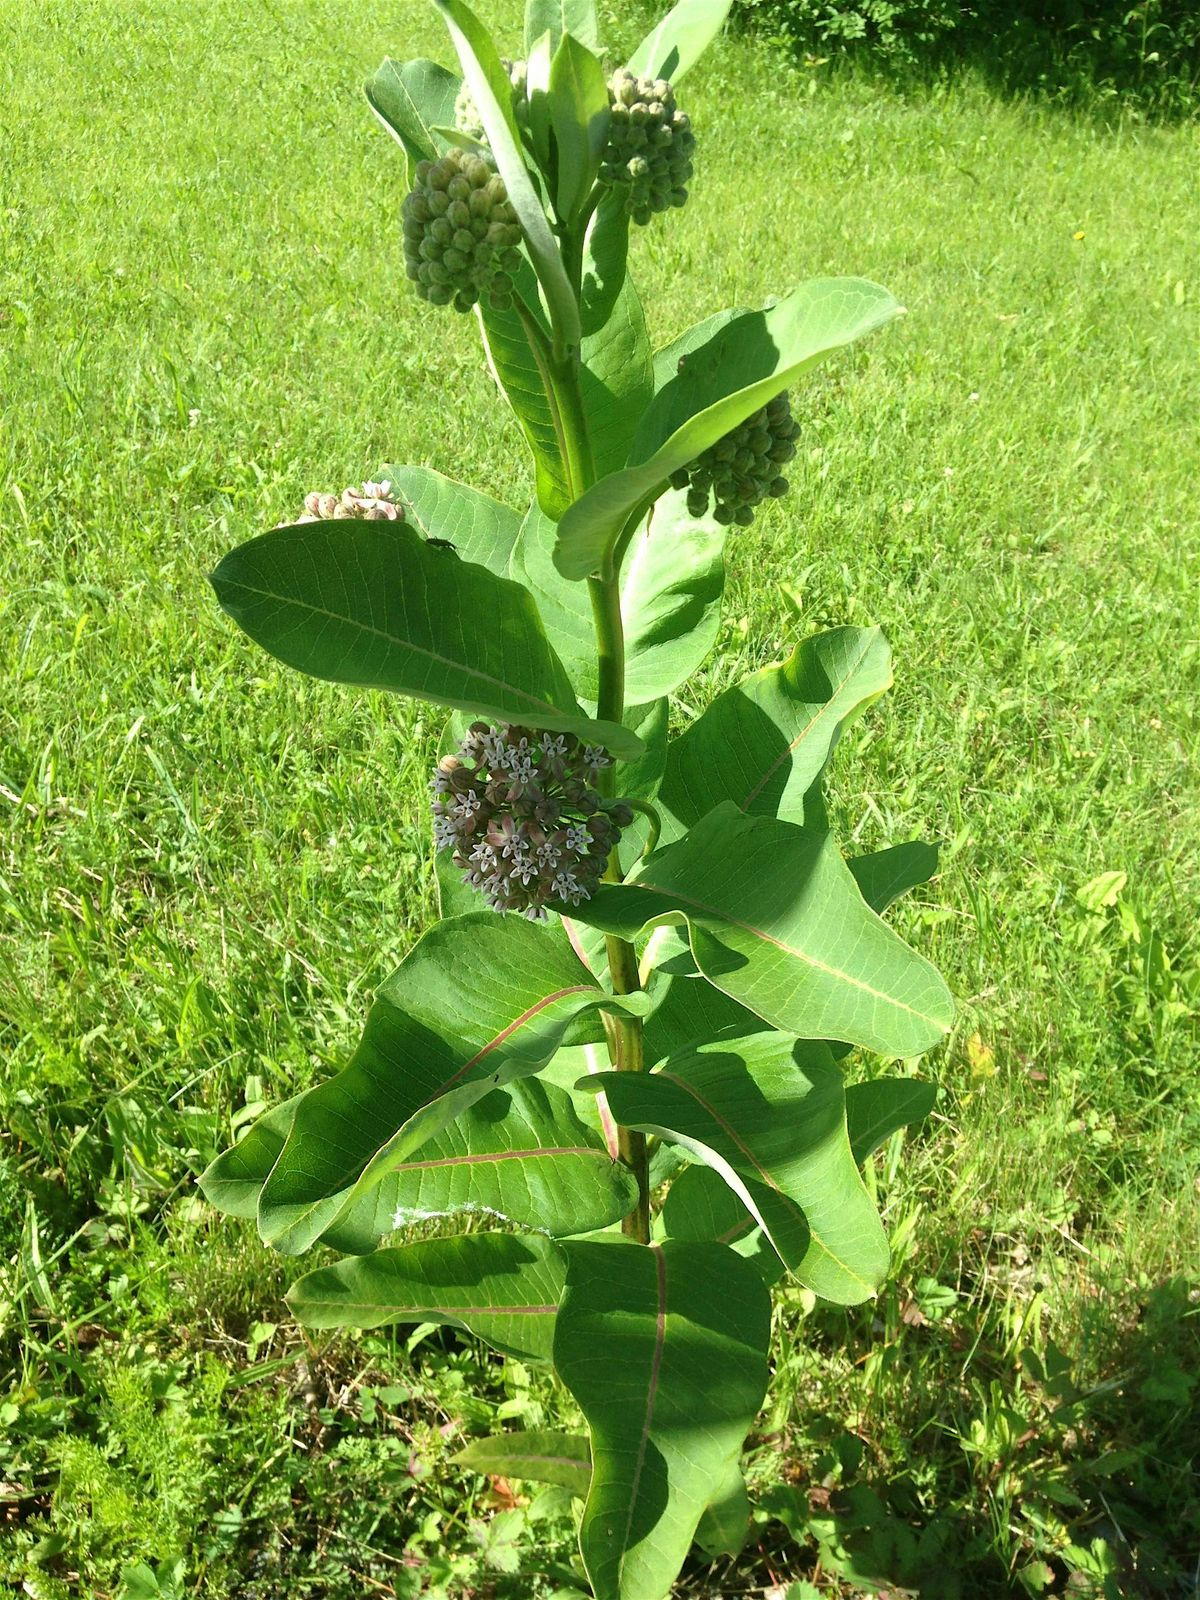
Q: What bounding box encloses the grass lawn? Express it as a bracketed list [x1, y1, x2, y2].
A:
[2, 1, 1198, 1595]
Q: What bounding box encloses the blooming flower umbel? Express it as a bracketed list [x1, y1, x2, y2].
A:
[431, 722, 634, 920]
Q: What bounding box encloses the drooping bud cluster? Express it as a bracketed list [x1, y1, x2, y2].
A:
[454, 59, 529, 142]
[431, 722, 634, 921]
[668, 392, 800, 527]
[402, 150, 523, 313]
[282, 482, 405, 526]
[600, 70, 694, 226]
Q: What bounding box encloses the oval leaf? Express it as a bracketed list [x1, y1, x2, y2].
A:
[388, 1077, 637, 1236]
[658, 1162, 781, 1285]
[658, 626, 892, 841]
[511, 489, 725, 704]
[256, 914, 647, 1253]
[287, 1231, 563, 1360]
[846, 1077, 936, 1166]
[566, 803, 954, 1058]
[209, 518, 641, 758]
[590, 1034, 888, 1300]
[554, 279, 902, 579]
[554, 1238, 771, 1600]
[365, 57, 460, 171]
[381, 465, 522, 577]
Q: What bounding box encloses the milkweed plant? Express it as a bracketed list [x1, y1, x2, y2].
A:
[201, 1, 954, 1592]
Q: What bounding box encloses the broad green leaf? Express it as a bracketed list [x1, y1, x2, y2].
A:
[642, 970, 762, 1064]
[626, 0, 733, 83]
[199, 1096, 301, 1220]
[657, 627, 892, 842]
[380, 465, 521, 577]
[590, 1034, 888, 1299]
[554, 1239, 771, 1600]
[388, 1077, 637, 1235]
[287, 1231, 563, 1360]
[482, 255, 650, 520]
[694, 1458, 751, 1559]
[846, 1078, 936, 1166]
[510, 490, 725, 704]
[581, 266, 654, 478]
[479, 279, 572, 520]
[658, 1162, 780, 1285]
[548, 32, 611, 223]
[554, 279, 902, 579]
[849, 841, 940, 915]
[365, 57, 460, 172]
[454, 1430, 591, 1496]
[525, 0, 599, 53]
[256, 914, 647, 1253]
[566, 804, 954, 1058]
[432, 0, 580, 348]
[210, 519, 641, 759]
[580, 193, 633, 339]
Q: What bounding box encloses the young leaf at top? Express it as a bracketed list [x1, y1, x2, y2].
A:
[287, 1231, 564, 1361]
[548, 32, 611, 224]
[432, 0, 580, 350]
[255, 914, 647, 1253]
[657, 626, 893, 842]
[626, 0, 733, 83]
[567, 803, 954, 1059]
[554, 279, 903, 579]
[210, 518, 641, 759]
[580, 192, 633, 337]
[590, 1033, 889, 1300]
[554, 1238, 771, 1600]
[365, 57, 460, 173]
[525, 0, 599, 55]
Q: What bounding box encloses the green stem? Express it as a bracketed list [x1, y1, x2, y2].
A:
[587, 570, 650, 1242]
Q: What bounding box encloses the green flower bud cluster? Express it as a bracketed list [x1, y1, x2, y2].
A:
[453, 58, 529, 143]
[402, 150, 523, 313]
[600, 69, 694, 226]
[669, 392, 800, 527]
[431, 722, 634, 921]
[282, 481, 405, 526]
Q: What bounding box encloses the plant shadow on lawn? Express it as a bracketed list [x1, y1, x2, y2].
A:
[669, 1273, 1199, 1596]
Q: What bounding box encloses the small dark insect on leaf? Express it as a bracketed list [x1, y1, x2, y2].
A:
[426, 538, 458, 553]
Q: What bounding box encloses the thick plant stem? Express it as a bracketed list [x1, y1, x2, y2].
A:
[588, 571, 651, 1243]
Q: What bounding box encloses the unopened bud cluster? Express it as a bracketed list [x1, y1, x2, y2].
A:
[600, 70, 694, 226]
[431, 723, 634, 920]
[669, 392, 800, 527]
[402, 150, 523, 313]
[284, 482, 405, 526]
[454, 58, 529, 142]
